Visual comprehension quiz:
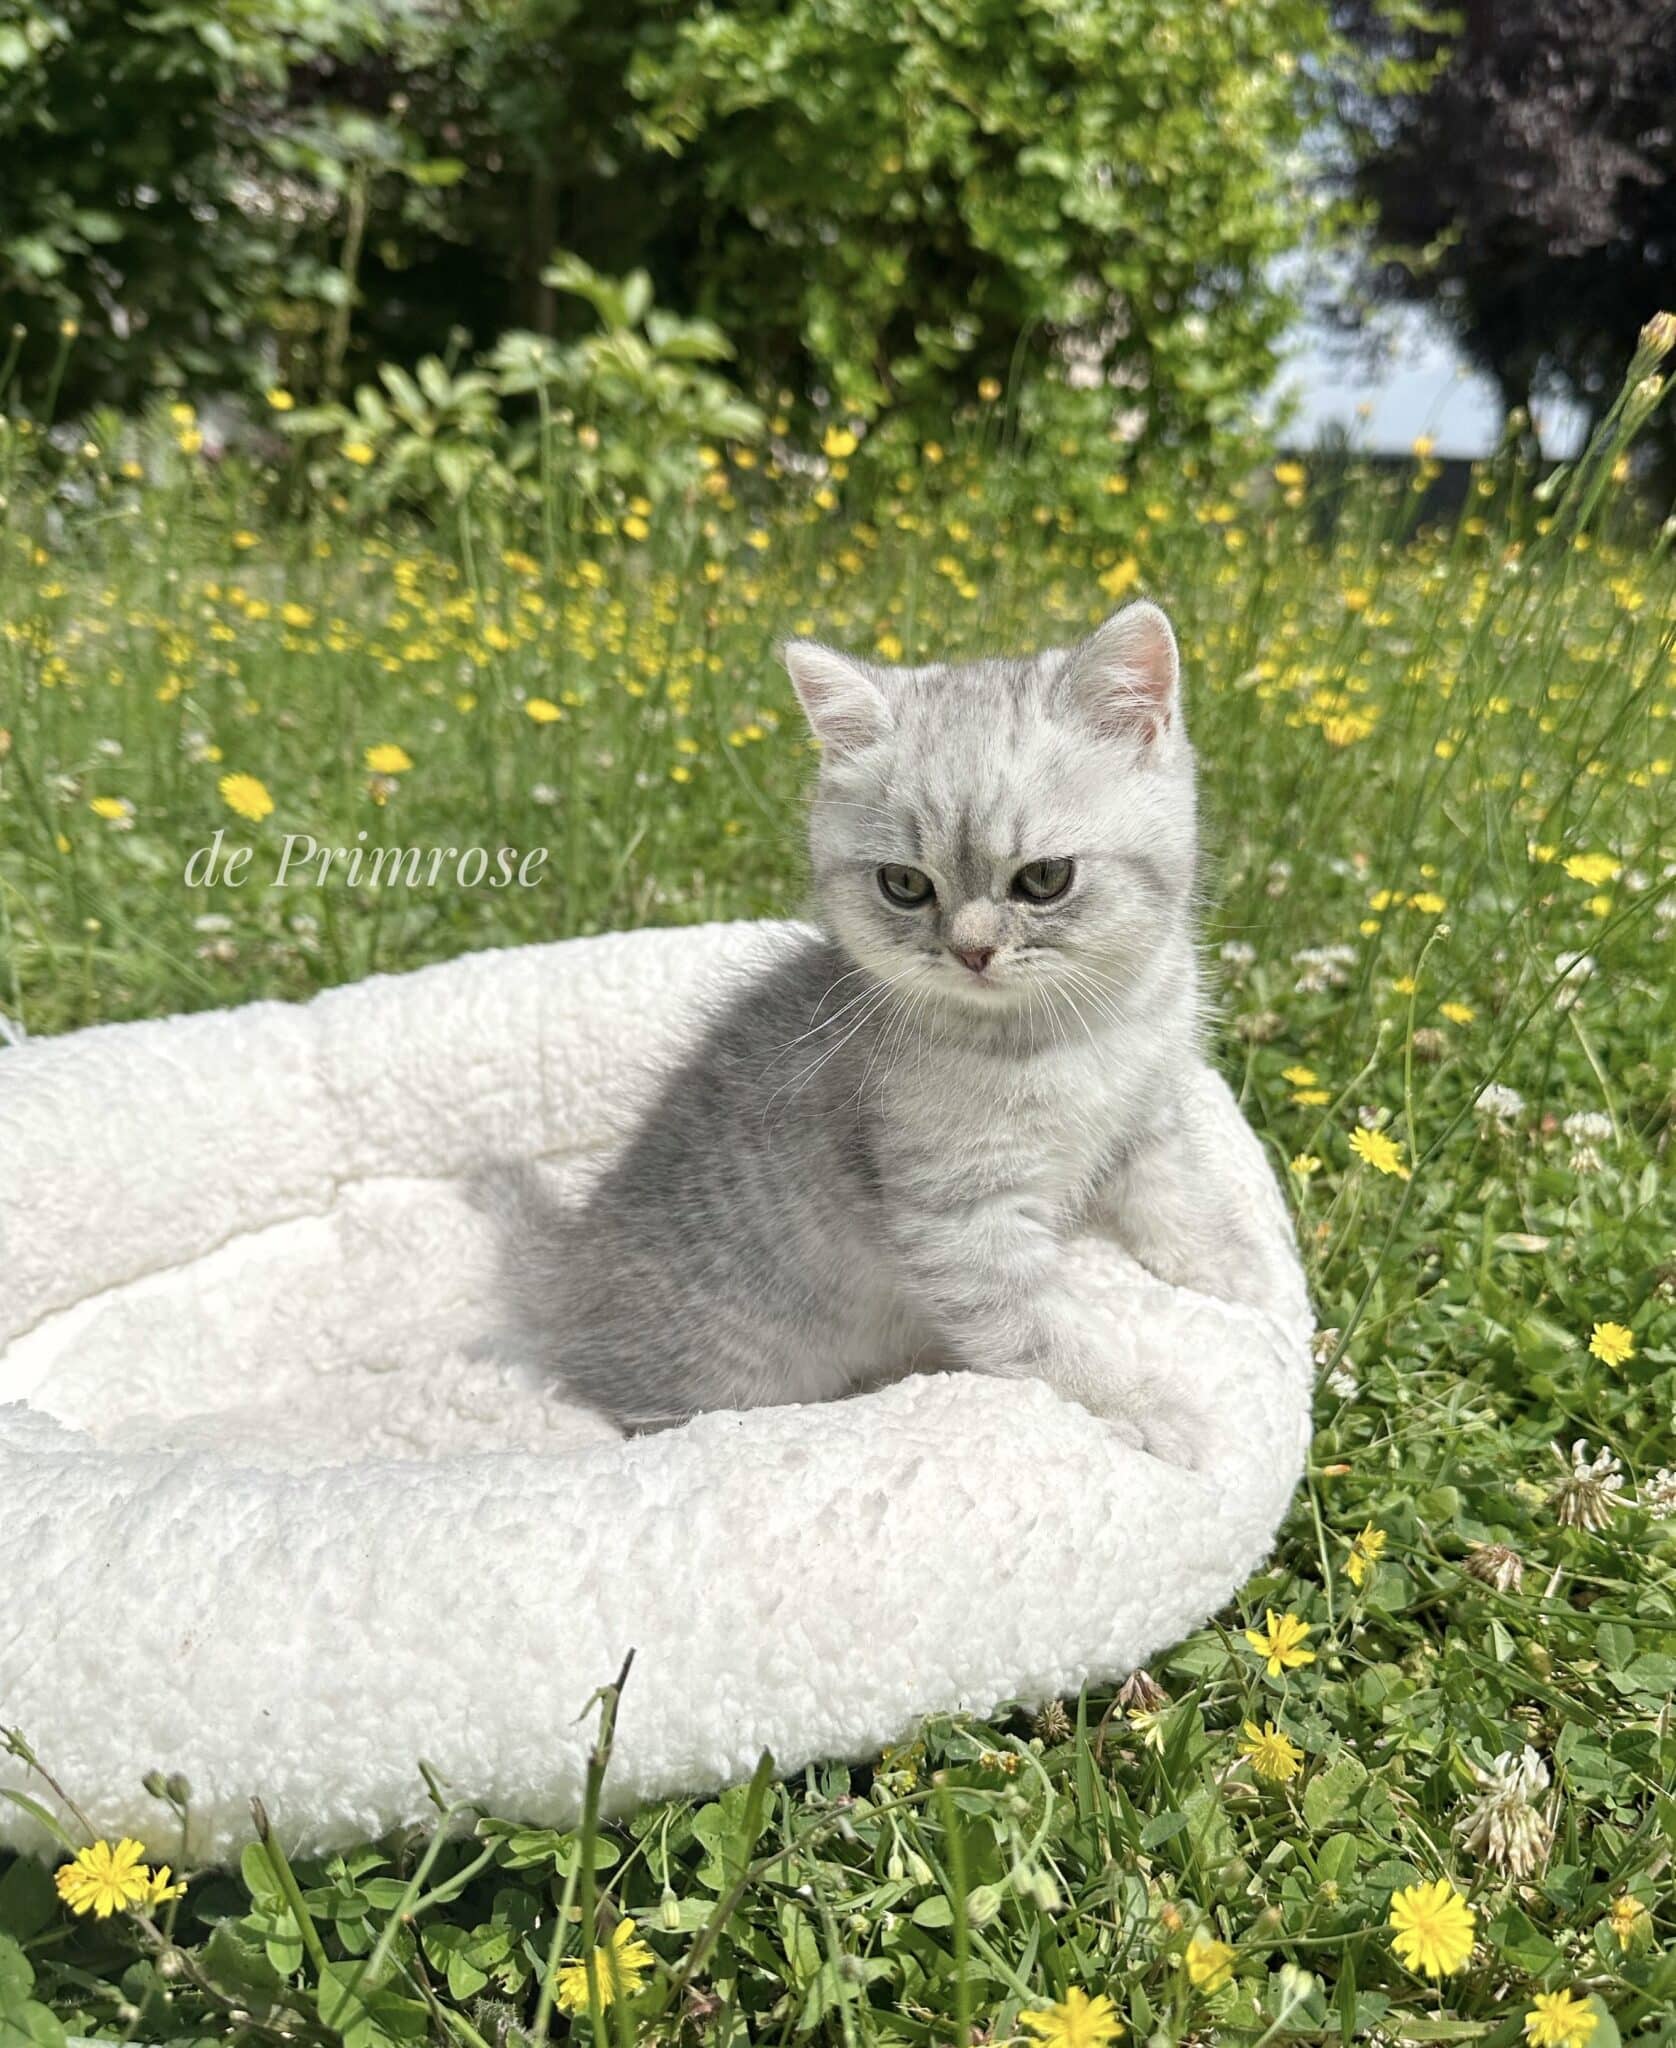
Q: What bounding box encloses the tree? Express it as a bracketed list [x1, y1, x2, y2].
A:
[1334, 0, 1676, 428]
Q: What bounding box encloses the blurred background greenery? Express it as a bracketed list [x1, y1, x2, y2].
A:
[2, 0, 1670, 493]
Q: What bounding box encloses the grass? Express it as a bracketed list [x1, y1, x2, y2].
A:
[2, 352, 1676, 2047]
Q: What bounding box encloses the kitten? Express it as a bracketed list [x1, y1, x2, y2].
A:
[484, 599, 1296, 1459]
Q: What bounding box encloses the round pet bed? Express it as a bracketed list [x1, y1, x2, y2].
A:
[0, 921, 1312, 1860]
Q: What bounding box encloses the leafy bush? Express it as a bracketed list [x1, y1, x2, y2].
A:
[1, 0, 1347, 457]
[281, 253, 763, 509]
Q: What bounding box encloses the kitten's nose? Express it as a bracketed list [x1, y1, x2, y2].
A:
[953, 945, 995, 975]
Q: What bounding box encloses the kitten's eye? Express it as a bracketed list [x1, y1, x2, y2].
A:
[878, 863, 935, 908]
[1012, 857, 1074, 903]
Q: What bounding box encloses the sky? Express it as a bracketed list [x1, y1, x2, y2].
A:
[1270, 297, 1590, 461]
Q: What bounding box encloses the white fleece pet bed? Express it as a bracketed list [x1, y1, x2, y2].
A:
[0, 921, 1312, 1862]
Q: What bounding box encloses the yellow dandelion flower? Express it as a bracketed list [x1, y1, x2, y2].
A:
[89, 795, 131, 822]
[1185, 1933, 1235, 1992]
[1440, 1001, 1475, 1025]
[1238, 1720, 1303, 1783]
[1412, 434, 1436, 459]
[1348, 1127, 1408, 1178]
[1588, 1322, 1635, 1369]
[978, 376, 1003, 401]
[1293, 1088, 1330, 1107]
[218, 772, 274, 823]
[1098, 557, 1140, 599]
[364, 743, 413, 775]
[1244, 1610, 1315, 1676]
[524, 698, 562, 725]
[266, 388, 295, 412]
[1563, 853, 1620, 887]
[1019, 1985, 1125, 2048]
[177, 429, 204, 456]
[1289, 1154, 1322, 1178]
[670, 763, 692, 783]
[1524, 1991, 1598, 2048]
[1408, 890, 1447, 915]
[1343, 586, 1371, 613]
[233, 530, 259, 550]
[553, 1918, 654, 2015]
[622, 516, 649, 541]
[54, 1839, 153, 1919]
[1274, 461, 1307, 488]
[342, 440, 376, 466]
[822, 425, 858, 460]
[1281, 1065, 1317, 1086]
[1346, 1523, 1387, 1588]
[1388, 1879, 1475, 1978]
[142, 1865, 187, 1908]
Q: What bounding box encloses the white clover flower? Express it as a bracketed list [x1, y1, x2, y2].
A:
[1463, 1542, 1526, 1594]
[1455, 1746, 1553, 1878]
[1643, 1469, 1676, 1521]
[1549, 1439, 1624, 1531]
[1475, 1083, 1526, 1129]
[1553, 952, 1595, 1011]
[1292, 943, 1357, 995]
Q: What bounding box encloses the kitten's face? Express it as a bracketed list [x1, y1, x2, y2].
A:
[785, 602, 1197, 1018]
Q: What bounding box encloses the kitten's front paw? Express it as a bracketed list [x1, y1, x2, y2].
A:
[1106, 1380, 1216, 1472]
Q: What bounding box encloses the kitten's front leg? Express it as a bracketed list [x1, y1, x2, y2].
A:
[888, 1192, 1186, 1449]
[1093, 1109, 1304, 1331]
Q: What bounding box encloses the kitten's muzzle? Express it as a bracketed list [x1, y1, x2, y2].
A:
[952, 945, 996, 975]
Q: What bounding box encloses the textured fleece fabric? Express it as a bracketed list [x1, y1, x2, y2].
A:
[0, 921, 1313, 1861]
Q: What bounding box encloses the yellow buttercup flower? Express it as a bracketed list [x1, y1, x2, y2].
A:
[363, 743, 413, 775]
[1524, 1991, 1598, 2048]
[218, 772, 274, 823]
[342, 440, 376, 467]
[1346, 1523, 1387, 1588]
[1588, 1321, 1635, 1368]
[1185, 1933, 1235, 1992]
[1440, 1001, 1475, 1025]
[1238, 1720, 1303, 1783]
[1019, 1985, 1124, 2048]
[1563, 852, 1619, 887]
[1388, 1879, 1475, 1978]
[524, 698, 562, 725]
[553, 1917, 654, 2014]
[1244, 1610, 1315, 1676]
[266, 387, 295, 412]
[1349, 1128, 1409, 1178]
[54, 1839, 153, 1919]
[822, 425, 858, 461]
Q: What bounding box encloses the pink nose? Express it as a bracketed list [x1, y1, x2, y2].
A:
[953, 945, 995, 975]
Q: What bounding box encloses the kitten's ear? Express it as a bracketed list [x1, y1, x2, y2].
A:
[781, 640, 892, 756]
[1065, 600, 1181, 744]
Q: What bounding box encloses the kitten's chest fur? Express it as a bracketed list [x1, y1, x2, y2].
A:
[870, 1000, 1182, 1225]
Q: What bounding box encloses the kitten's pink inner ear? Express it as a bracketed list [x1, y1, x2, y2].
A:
[782, 641, 892, 755]
[1069, 600, 1181, 743]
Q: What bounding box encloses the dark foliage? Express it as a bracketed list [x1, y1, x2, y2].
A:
[1334, 0, 1676, 424]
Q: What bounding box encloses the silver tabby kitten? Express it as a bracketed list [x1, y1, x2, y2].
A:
[489, 599, 1295, 1459]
